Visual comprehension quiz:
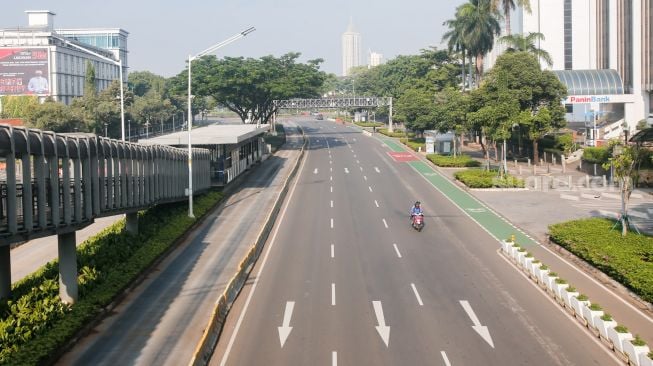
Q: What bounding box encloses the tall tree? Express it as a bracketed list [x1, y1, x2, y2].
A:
[457, 0, 501, 83]
[491, 0, 531, 35]
[395, 87, 437, 134]
[500, 32, 553, 67]
[84, 61, 96, 98]
[442, 16, 468, 91]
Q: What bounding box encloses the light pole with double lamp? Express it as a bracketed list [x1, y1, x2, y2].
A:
[186, 27, 255, 218]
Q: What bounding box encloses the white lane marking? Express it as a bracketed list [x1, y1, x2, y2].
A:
[356, 160, 360, 164]
[353, 138, 357, 142]
[441, 351, 452, 366]
[368, 186, 373, 192]
[344, 168, 349, 174]
[330, 186, 333, 193]
[331, 244, 334, 258]
[375, 167, 381, 173]
[331, 283, 336, 306]
[330, 218, 334, 229]
[393, 243, 402, 258]
[314, 168, 318, 174]
[330, 167, 333, 172]
[382, 218, 388, 228]
[219, 135, 308, 365]
[411, 283, 424, 306]
[460, 300, 494, 348]
[330, 176, 333, 181]
[278, 301, 295, 347]
[375, 200, 380, 208]
[360, 166, 363, 171]
[354, 154, 357, 158]
[330, 160, 332, 165]
[330, 200, 333, 208]
[332, 351, 337, 366]
[373, 301, 390, 347]
[363, 175, 367, 181]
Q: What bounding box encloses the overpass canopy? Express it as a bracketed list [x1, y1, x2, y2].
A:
[552, 69, 624, 95]
[139, 124, 270, 146]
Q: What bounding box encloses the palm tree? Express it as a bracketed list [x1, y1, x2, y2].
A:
[499, 32, 553, 67]
[491, 0, 531, 35]
[457, 0, 501, 84]
[442, 17, 468, 91]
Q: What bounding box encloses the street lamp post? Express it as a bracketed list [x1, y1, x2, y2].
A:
[186, 27, 255, 218]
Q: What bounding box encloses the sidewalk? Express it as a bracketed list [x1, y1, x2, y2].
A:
[393, 137, 653, 346]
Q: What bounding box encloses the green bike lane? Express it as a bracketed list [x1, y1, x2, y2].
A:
[381, 137, 536, 247]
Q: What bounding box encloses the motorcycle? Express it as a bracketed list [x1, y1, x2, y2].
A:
[411, 213, 424, 232]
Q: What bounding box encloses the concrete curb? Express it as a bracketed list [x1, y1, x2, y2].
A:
[189, 125, 308, 366]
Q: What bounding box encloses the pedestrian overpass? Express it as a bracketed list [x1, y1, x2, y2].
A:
[0, 124, 212, 302]
[273, 97, 396, 132]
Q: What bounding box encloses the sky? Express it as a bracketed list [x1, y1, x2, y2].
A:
[0, 0, 464, 78]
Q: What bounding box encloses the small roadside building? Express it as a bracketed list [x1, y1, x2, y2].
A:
[424, 130, 455, 155]
[139, 124, 270, 186]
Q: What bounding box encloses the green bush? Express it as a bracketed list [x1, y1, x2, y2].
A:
[577, 294, 589, 301]
[0, 190, 224, 364]
[548, 218, 653, 304]
[582, 146, 610, 164]
[399, 137, 425, 151]
[426, 154, 481, 167]
[615, 325, 629, 333]
[632, 335, 647, 346]
[377, 128, 413, 138]
[454, 169, 525, 188]
[354, 122, 383, 128]
[589, 303, 603, 311]
[600, 313, 613, 321]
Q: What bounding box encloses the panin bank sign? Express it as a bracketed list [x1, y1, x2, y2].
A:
[563, 94, 633, 104]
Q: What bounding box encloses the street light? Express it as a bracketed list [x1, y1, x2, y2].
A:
[186, 26, 255, 218]
[51, 35, 126, 141]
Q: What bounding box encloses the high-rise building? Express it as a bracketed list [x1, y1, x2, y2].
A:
[485, 0, 652, 144]
[342, 19, 361, 76]
[0, 10, 128, 104]
[369, 51, 383, 68]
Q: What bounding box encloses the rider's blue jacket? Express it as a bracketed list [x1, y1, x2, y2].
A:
[410, 206, 423, 215]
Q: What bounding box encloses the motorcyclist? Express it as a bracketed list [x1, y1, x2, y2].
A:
[410, 201, 423, 222]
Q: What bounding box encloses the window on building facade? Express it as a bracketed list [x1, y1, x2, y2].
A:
[564, 0, 573, 70]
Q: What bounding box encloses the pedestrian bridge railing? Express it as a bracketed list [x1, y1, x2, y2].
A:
[0, 125, 211, 246]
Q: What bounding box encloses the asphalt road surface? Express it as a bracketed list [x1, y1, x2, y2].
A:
[213, 119, 618, 366]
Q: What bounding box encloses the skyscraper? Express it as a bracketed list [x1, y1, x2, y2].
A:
[369, 51, 384, 68]
[342, 19, 361, 76]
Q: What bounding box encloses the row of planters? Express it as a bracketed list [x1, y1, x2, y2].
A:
[0, 190, 224, 365]
[353, 121, 384, 128]
[502, 238, 653, 366]
[399, 137, 425, 152]
[377, 128, 415, 138]
[454, 169, 525, 188]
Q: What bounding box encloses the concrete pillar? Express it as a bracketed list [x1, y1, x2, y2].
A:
[126, 212, 138, 235]
[0, 245, 11, 299]
[58, 232, 78, 304]
[568, 175, 573, 188]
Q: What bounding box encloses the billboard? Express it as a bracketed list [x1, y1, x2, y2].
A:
[0, 47, 50, 96]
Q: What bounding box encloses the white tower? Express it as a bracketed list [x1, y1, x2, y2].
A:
[342, 18, 361, 76]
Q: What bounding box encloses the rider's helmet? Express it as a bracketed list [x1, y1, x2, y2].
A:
[415, 201, 421, 207]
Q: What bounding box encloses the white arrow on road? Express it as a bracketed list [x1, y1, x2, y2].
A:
[344, 168, 349, 174]
[278, 301, 295, 347]
[374, 167, 381, 173]
[373, 301, 390, 347]
[314, 168, 318, 175]
[460, 300, 494, 348]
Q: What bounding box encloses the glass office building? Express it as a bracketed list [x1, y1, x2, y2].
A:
[0, 10, 129, 105]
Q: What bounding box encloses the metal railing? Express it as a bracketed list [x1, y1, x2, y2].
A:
[0, 125, 212, 245]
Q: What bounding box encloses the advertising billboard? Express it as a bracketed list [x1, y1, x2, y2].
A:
[0, 47, 50, 96]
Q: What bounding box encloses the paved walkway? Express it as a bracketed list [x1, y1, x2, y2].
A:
[374, 132, 653, 346]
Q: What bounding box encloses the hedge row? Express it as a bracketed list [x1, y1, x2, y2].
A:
[548, 218, 653, 304]
[354, 122, 384, 128]
[427, 154, 481, 167]
[399, 137, 426, 152]
[377, 128, 414, 138]
[454, 169, 525, 188]
[0, 190, 224, 365]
